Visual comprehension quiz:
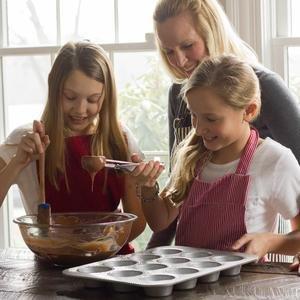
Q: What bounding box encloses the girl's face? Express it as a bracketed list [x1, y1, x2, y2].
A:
[186, 87, 251, 162]
[156, 11, 207, 78]
[62, 69, 104, 136]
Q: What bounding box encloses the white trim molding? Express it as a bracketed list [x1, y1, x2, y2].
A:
[0, 40, 156, 57]
[224, 0, 274, 69]
[272, 37, 300, 82]
[224, 0, 300, 81]
[0, 0, 9, 248]
[0, 56, 9, 249]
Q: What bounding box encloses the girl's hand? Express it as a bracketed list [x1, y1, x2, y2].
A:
[13, 120, 50, 167]
[231, 232, 274, 259]
[289, 252, 300, 275]
[130, 153, 165, 187]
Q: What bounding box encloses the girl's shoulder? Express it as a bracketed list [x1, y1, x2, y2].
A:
[120, 123, 133, 140]
[119, 123, 144, 159]
[254, 137, 296, 166]
[4, 123, 32, 145]
[0, 124, 31, 163]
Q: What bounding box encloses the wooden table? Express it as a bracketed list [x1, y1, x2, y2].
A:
[0, 248, 299, 299]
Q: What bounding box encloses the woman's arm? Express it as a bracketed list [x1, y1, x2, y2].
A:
[255, 68, 300, 163]
[121, 174, 146, 242]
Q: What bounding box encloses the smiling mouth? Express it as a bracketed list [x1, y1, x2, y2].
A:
[183, 64, 197, 74]
[184, 68, 194, 74]
[70, 116, 87, 123]
[203, 136, 217, 142]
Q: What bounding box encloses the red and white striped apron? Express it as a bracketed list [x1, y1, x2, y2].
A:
[176, 129, 259, 251]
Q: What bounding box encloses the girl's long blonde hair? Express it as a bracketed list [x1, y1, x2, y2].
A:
[162, 55, 261, 205]
[153, 0, 258, 82]
[42, 41, 128, 189]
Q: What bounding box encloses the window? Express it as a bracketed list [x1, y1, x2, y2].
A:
[0, 0, 170, 249]
[290, 0, 300, 37]
[3, 0, 296, 252]
[224, 0, 300, 99]
[273, 0, 300, 100]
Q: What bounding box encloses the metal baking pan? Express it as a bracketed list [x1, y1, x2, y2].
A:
[63, 245, 258, 297]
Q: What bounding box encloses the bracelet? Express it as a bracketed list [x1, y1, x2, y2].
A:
[141, 182, 160, 203]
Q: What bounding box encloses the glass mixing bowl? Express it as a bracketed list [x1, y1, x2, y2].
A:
[14, 212, 137, 266]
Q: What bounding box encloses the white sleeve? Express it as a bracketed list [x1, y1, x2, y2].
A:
[0, 124, 40, 214]
[121, 124, 145, 160]
[272, 149, 300, 219]
[0, 144, 16, 165]
[0, 124, 31, 163]
[5, 123, 32, 145]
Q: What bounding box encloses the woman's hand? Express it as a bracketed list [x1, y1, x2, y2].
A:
[13, 120, 50, 168]
[130, 153, 165, 187]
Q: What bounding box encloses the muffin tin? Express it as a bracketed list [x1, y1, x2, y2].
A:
[63, 245, 258, 297]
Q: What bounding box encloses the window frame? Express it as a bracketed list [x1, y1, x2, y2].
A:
[1, 0, 297, 249]
[0, 37, 157, 248]
[0, 0, 158, 249]
[224, 0, 300, 83]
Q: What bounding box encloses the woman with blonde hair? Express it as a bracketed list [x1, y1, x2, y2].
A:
[0, 41, 147, 254]
[146, 0, 300, 249]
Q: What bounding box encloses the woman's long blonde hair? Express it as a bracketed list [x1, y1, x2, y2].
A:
[153, 0, 258, 82]
[42, 41, 128, 189]
[162, 55, 261, 205]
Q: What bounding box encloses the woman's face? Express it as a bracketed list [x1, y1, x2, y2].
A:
[62, 69, 104, 136]
[156, 11, 207, 78]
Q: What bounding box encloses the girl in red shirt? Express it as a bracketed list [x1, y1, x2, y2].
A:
[0, 41, 147, 254]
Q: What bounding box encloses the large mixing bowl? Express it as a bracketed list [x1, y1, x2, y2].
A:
[13, 212, 137, 266]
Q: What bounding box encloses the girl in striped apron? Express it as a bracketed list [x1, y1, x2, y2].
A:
[140, 55, 300, 259]
[148, 0, 300, 253]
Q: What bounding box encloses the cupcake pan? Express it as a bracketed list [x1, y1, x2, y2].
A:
[63, 245, 257, 297]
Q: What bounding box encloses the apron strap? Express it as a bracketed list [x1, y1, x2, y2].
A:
[235, 128, 259, 175]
